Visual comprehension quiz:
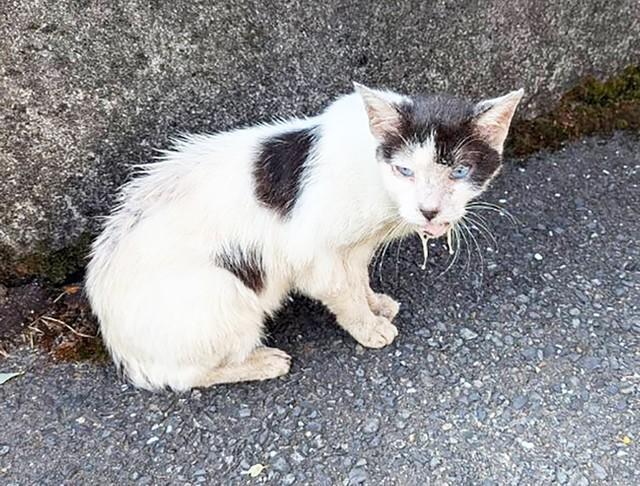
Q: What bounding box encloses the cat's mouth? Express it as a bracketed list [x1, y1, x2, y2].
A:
[421, 221, 449, 239]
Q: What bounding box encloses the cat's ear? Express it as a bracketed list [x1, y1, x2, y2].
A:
[473, 89, 524, 153]
[353, 82, 401, 140]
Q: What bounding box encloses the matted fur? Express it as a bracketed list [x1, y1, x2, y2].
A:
[86, 84, 523, 390]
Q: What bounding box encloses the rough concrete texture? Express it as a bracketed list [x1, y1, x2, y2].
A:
[1, 133, 639, 484]
[1, 0, 639, 281]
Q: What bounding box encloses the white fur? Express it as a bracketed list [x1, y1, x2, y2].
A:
[86, 86, 520, 390]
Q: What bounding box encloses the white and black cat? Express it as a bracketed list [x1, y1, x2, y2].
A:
[86, 83, 523, 390]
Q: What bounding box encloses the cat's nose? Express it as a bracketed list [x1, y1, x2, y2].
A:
[420, 208, 439, 221]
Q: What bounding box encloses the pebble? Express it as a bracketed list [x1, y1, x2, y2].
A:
[534, 253, 543, 261]
[569, 308, 580, 316]
[238, 408, 251, 418]
[556, 469, 569, 484]
[272, 456, 290, 473]
[512, 395, 528, 410]
[283, 474, 296, 485]
[569, 472, 589, 486]
[0, 445, 9, 456]
[591, 463, 607, 480]
[615, 400, 628, 412]
[468, 391, 481, 402]
[460, 328, 478, 340]
[348, 467, 367, 484]
[517, 438, 534, 450]
[363, 418, 380, 434]
[543, 343, 556, 358]
[475, 407, 487, 422]
[291, 451, 305, 463]
[581, 357, 601, 371]
[521, 347, 538, 361]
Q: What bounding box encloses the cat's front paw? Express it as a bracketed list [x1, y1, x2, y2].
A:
[351, 316, 398, 349]
[368, 293, 401, 320]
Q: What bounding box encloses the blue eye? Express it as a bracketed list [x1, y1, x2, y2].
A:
[394, 165, 414, 177]
[450, 165, 471, 180]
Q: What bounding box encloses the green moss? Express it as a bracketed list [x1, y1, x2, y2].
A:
[11, 232, 93, 285]
[507, 65, 640, 157]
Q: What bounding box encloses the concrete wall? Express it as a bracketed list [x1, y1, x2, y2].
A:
[1, 0, 639, 282]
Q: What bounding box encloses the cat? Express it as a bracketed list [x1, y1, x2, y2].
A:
[85, 83, 523, 391]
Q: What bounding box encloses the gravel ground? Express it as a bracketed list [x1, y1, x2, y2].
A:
[1, 133, 639, 485]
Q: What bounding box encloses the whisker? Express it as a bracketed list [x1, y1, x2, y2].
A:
[461, 219, 485, 284]
[464, 213, 499, 250]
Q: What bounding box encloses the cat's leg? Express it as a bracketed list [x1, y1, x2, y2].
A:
[358, 249, 401, 320]
[298, 252, 398, 349]
[366, 290, 401, 321]
[195, 347, 291, 387]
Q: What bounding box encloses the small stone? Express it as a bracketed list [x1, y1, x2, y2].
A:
[543, 343, 556, 358]
[460, 328, 478, 340]
[569, 472, 589, 486]
[363, 418, 380, 434]
[534, 253, 543, 261]
[291, 451, 305, 463]
[569, 308, 580, 316]
[146, 436, 159, 445]
[283, 474, 296, 485]
[75, 417, 86, 425]
[606, 384, 619, 395]
[238, 408, 251, 418]
[591, 463, 607, 480]
[0, 445, 9, 456]
[468, 391, 481, 402]
[521, 347, 538, 361]
[348, 467, 367, 484]
[512, 395, 528, 410]
[475, 407, 487, 422]
[517, 438, 534, 450]
[581, 357, 601, 371]
[193, 469, 206, 477]
[615, 400, 628, 412]
[272, 456, 290, 473]
[556, 470, 568, 484]
[441, 423, 453, 431]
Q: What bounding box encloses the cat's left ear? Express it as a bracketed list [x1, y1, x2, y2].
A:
[353, 82, 401, 140]
[473, 89, 524, 153]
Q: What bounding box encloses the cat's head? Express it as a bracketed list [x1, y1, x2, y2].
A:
[356, 83, 523, 238]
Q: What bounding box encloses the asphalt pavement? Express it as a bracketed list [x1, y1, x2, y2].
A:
[1, 133, 639, 485]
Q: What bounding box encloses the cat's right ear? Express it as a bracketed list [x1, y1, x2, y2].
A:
[353, 82, 401, 140]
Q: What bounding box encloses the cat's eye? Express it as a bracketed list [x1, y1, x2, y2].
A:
[393, 165, 414, 178]
[450, 164, 471, 180]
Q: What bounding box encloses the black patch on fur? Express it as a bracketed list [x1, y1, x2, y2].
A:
[216, 245, 265, 293]
[254, 126, 318, 216]
[380, 95, 501, 187]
